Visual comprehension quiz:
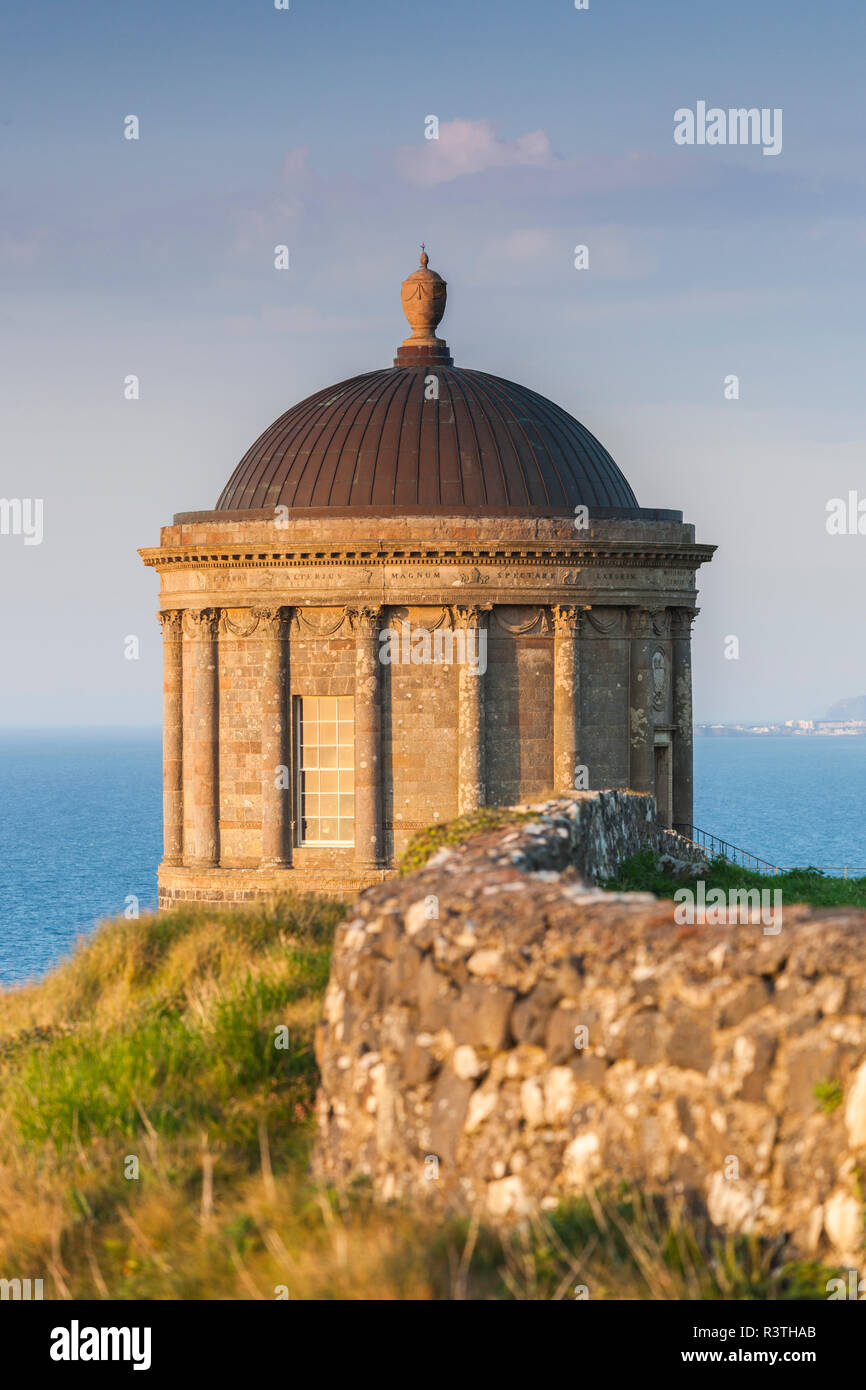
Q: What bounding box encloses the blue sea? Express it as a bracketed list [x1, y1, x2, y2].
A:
[0, 731, 162, 985]
[1, 731, 865, 984]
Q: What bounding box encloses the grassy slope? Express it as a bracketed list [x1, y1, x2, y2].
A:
[0, 890, 841, 1300]
[605, 850, 866, 908]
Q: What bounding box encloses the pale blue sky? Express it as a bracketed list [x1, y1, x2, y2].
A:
[2, 0, 865, 724]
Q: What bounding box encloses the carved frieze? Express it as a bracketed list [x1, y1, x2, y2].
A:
[220, 609, 262, 638]
[494, 606, 550, 635]
[584, 607, 625, 636]
[296, 608, 350, 637]
[389, 606, 451, 630]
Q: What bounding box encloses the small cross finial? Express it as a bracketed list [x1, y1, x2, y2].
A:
[420, 242, 428, 268]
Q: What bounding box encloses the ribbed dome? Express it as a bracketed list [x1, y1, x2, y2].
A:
[215, 366, 639, 515]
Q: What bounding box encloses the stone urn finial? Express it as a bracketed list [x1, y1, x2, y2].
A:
[395, 247, 453, 366]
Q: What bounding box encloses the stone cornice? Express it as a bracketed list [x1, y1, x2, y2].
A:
[139, 540, 716, 574]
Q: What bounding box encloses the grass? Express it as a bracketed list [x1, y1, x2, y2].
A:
[0, 888, 846, 1299]
[398, 806, 537, 874]
[603, 849, 866, 908]
[814, 1080, 844, 1115]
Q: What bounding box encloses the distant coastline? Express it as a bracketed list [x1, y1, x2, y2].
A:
[696, 721, 866, 738]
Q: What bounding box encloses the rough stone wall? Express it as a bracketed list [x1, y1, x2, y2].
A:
[314, 795, 866, 1265]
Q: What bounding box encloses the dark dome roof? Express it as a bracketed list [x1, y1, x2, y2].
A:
[215, 365, 640, 516]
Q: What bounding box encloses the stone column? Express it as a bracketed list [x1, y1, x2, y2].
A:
[628, 606, 654, 794]
[257, 607, 290, 868]
[183, 608, 220, 868]
[671, 607, 697, 834]
[454, 606, 489, 815]
[351, 605, 383, 867]
[551, 605, 581, 794]
[157, 610, 184, 865]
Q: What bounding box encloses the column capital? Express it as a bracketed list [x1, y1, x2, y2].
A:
[451, 603, 492, 631]
[252, 606, 290, 639]
[627, 605, 654, 639]
[670, 606, 699, 638]
[183, 607, 220, 639]
[550, 604, 583, 635]
[346, 604, 384, 638]
[157, 609, 184, 639]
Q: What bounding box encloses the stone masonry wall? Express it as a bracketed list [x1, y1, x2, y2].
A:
[314, 793, 866, 1266]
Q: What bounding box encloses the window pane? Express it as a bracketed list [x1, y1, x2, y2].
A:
[297, 696, 355, 845]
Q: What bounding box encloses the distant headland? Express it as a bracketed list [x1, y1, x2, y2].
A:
[697, 694, 866, 737]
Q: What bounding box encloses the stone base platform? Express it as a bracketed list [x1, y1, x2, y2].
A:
[158, 861, 392, 910]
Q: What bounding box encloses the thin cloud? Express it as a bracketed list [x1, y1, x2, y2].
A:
[394, 118, 558, 188]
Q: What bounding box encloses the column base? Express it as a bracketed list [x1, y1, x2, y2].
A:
[158, 860, 392, 910]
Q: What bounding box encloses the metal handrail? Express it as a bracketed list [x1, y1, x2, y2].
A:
[667, 824, 783, 873]
[665, 824, 866, 878]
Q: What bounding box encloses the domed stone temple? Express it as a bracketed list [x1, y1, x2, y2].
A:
[141, 252, 715, 907]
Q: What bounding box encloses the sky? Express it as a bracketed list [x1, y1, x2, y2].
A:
[1, 0, 865, 725]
